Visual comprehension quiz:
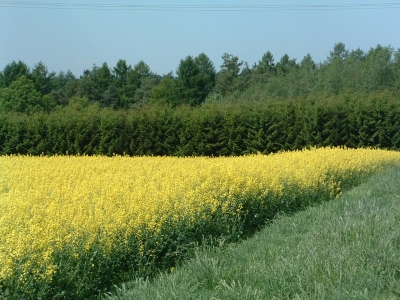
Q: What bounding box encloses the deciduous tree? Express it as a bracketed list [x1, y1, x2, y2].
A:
[0, 75, 55, 114]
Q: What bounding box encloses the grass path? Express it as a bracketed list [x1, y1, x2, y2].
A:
[105, 165, 400, 300]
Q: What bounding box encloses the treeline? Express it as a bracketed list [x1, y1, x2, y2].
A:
[1, 90, 399, 156]
[1, 42, 400, 156]
[1, 42, 400, 114]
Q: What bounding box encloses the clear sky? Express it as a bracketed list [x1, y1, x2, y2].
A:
[1, 1, 399, 76]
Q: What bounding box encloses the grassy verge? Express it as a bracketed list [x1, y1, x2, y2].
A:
[105, 165, 400, 300]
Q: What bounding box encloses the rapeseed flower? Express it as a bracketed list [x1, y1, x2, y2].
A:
[1, 147, 400, 296]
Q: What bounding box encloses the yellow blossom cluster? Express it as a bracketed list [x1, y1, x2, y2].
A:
[1, 147, 400, 294]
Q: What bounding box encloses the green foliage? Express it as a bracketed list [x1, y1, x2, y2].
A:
[31, 61, 56, 95]
[175, 53, 216, 106]
[0, 60, 30, 88]
[101, 84, 120, 108]
[132, 74, 161, 108]
[1, 90, 400, 156]
[113, 59, 131, 88]
[254, 50, 275, 75]
[194, 53, 217, 100]
[149, 73, 178, 107]
[76, 71, 102, 102]
[176, 55, 202, 106]
[2, 43, 400, 155]
[3, 42, 400, 110]
[0, 75, 55, 114]
[92, 62, 113, 92]
[364, 44, 395, 91]
[50, 70, 77, 106]
[214, 53, 243, 96]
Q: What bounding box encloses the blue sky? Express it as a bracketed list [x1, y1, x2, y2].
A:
[1, 1, 399, 76]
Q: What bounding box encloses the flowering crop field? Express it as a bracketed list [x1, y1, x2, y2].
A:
[1, 148, 400, 298]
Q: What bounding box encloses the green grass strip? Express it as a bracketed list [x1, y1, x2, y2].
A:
[105, 165, 400, 300]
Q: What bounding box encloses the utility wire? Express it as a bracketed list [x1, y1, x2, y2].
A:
[1, 2, 400, 11]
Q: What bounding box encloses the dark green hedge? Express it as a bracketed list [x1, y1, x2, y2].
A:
[1, 90, 400, 156]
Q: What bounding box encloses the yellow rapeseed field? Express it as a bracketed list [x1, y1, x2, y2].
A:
[1, 147, 400, 297]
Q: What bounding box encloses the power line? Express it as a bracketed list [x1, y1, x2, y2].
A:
[1, 2, 400, 11]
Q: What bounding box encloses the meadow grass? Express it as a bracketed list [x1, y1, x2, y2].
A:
[105, 165, 400, 300]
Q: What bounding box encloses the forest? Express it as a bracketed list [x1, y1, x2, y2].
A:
[1, 42, 400, 156]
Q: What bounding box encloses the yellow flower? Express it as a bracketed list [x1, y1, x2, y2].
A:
[1, 147, 399, 287]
